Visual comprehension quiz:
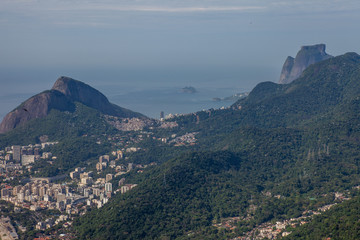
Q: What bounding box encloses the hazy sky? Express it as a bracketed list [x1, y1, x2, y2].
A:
[1, 0, 360, 117]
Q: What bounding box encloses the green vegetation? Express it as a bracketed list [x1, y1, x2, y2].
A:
[73, 53, 360, 239]
[285, 194, 360, 240]
[0, 102, 114, 176]
[31, 137, 111, 177]
[0, 200, 61, 240]
[3, 53, 360, 239]
[0, 102, 117, 148]
[75, 151, 247, 239]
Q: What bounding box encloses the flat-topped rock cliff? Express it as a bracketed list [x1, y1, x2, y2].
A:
[279, 44, 333, 84]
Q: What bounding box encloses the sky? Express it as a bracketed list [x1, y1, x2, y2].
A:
[1, 0, 360, 118]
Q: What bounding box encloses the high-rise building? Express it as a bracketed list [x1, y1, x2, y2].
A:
[117, 150, 123, 159]
[17, 192, 25, 202]
[160, 111, 164, 119]
[31, 186, 39, 196]
[39, 186, 47, 197]
[84, 188, 90, 197]
[12, 186, 22, 196]
[105, 182, 112, 193]
[106, 174, 113, 182]
[92, 188, 101, 196]
[12, 145, 21, 162]
[1, 188, 11, 198]
[96, 162, 103, 172]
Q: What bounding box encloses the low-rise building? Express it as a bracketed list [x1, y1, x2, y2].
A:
[21, 155, 35, 166]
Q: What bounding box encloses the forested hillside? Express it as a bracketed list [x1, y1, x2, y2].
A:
[73, 53, 360, 239]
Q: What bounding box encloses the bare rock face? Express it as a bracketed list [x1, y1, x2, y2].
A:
[0, 76, 144, 134]
[279, 44, 333, 84]
[279, 56, 295, 84]
[0, 90, 74, 133]
[52, 76, 113, 115]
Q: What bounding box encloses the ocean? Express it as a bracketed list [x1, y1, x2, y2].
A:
[0, 66, 279, 120]
[106, 86, 245, 118]
[0, 86, 245, 120]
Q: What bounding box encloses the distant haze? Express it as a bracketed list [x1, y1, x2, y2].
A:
[1, 0, 359, 119]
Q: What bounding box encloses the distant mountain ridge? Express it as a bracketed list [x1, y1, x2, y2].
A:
[0, 76, 145, 134]
[279, 44, 333, 84]
[2, 50, 360, 239]
[235, 52, 360, 127]
[75, 51, 360, 240]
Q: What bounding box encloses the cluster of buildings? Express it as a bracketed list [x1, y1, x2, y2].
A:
[230, 195, 350, 240]
[155, 132, 197, 146]
[0, 142, 58, 178]
[69, 155, 143, 209]
[36, 215, 70, 231]
[104, 116, 156, 131]
[94, 153, 149, 175]
[0, 162, 139, 233]
[1, 179, 86, 213]
[0, 138, 155, 237]
[69, 167, 113, 209]
[0, 148, 152, 214]
[95, 154, 112, 172]
[94, 153, 130, 172]
[169, 132, 197, 146]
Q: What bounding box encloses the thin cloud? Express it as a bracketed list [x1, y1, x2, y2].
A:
[0, 1, 266, 28]
[81, 6, 265, 13]
[270, 0, 360, 12]
[43, 4, 265, 13]
[49, 5, 263, 27]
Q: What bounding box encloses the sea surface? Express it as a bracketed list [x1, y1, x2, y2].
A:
[106, 86, 244, 118]
[0, 86, 247, 120]
[0, 66, 278, 120]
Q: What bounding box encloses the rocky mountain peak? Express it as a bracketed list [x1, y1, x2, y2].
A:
[51, 76, 112, 113]
[0, 77, 145, 134]
[0, 90, 74, 134]
[300, 43, 326, 53]
[279, 44, 333, 84]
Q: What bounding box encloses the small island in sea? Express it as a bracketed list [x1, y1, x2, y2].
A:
[180, 86, 197, 94]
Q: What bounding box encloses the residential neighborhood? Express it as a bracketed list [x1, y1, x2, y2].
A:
[0, 140, 154, 239]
